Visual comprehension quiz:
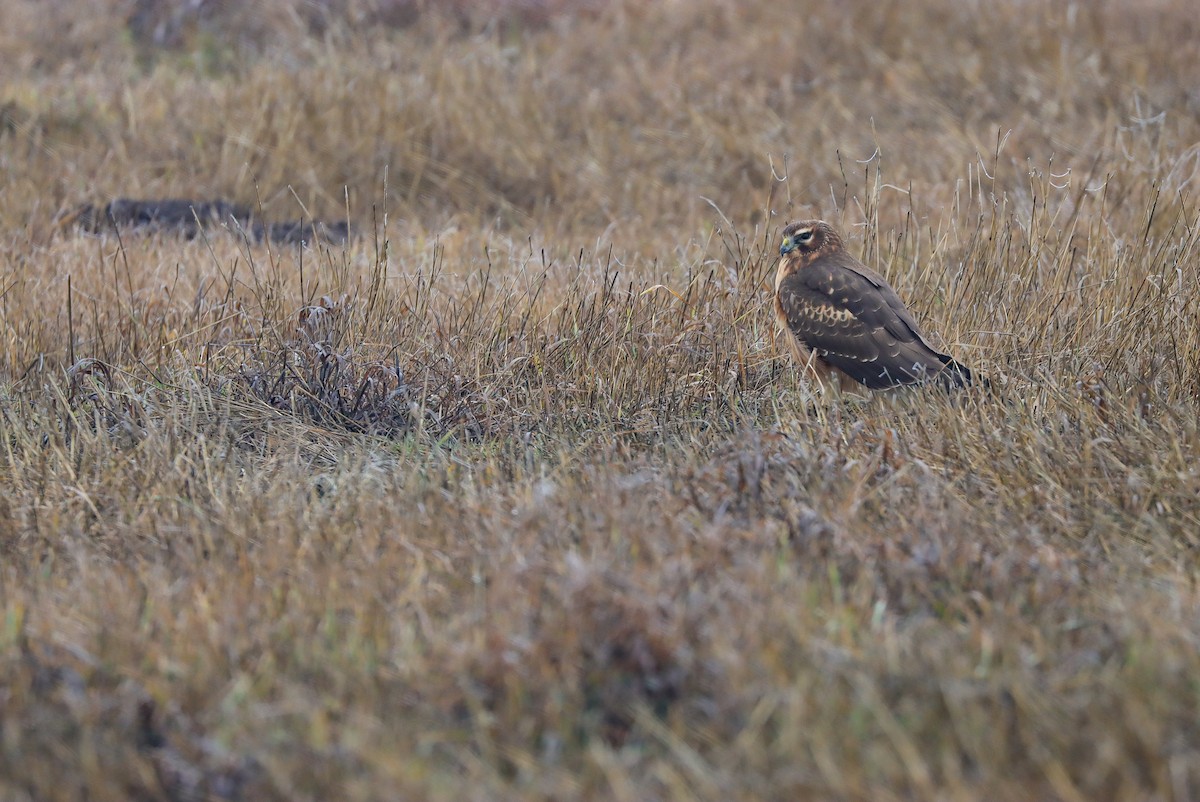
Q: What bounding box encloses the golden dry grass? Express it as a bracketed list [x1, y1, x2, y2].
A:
[3, 1, 1200, 799]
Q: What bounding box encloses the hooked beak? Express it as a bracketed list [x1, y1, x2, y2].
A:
[779, 236, 796, 257]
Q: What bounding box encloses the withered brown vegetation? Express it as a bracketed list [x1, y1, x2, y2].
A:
[2, 1, 1200, 800]
[61, 197, 351, 246]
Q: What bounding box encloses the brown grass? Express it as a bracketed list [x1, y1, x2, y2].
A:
[3, 0, 1200, 799]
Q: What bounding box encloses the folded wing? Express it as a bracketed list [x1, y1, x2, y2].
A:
[777, 254, 971, 389]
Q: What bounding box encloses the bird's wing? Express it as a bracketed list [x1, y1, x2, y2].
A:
[777, 254, 957, 389]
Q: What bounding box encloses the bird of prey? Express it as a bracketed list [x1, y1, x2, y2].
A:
[773, 219, 975, 390]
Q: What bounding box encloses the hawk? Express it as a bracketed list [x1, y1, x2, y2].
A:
[774, 219, 975, 390]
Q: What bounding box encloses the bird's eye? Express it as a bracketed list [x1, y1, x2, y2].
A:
[797, 230, 813, 243]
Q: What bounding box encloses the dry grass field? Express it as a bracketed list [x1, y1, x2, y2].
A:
[3, 0, 1200, 799]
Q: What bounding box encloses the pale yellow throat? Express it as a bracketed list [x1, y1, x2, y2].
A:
[773, 256, 792, 294]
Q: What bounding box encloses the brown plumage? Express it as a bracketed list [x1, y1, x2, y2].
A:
[773, 219, 974, 390]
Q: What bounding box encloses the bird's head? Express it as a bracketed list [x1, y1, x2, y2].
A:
[779, 219, 841, 260]
[774, 220, 846, 292]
